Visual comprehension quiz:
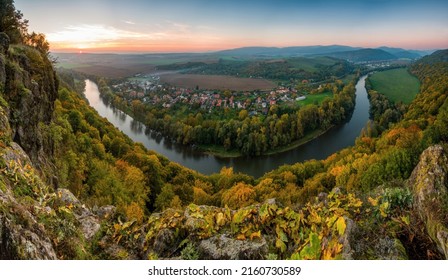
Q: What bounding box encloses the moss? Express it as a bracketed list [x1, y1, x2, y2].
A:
[0, 95, 7, 107]
[37, 208, 90, 260]
[0, 178, 6, 192]
[180, 242, 199, 260]
[393, 239, 408, 260]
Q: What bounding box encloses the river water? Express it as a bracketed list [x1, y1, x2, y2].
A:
[84, 76, 370, 177]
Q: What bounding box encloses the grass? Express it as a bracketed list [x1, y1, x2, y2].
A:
[297, 91, 333, 106]
[369, 68, 420, 104]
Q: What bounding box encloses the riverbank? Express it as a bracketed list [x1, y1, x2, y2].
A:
[84, 75, 369, 177]
[200, 127, 332, 158]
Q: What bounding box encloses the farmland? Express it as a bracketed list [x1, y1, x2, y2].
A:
[160, 74, 276, 90]
[369, 68, 420, 104]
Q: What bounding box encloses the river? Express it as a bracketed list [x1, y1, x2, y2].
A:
[84, 76, 370, 178]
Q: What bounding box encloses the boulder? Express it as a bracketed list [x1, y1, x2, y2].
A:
[152, 228, 177, 257]
[56, 189, 100, 241]
[96, 205, 116, 220]
[0, 215, 57, 260]
[409, 145, 448, 259]
[199, 234, 268, 260]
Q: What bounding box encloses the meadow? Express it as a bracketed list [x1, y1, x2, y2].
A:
[369, 68, 420, 104]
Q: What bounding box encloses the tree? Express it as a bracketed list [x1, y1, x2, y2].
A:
[0, 0, 28, 43]
[239, 109, 248, 120]
[221, 182, 256, 209]
[26, 32, 50, 54]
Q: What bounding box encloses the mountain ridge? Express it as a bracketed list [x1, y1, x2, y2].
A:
[215, 45, 433, 61]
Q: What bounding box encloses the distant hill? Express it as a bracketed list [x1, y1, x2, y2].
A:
[324, 48, 397, 62]
[216, 45, 360, 57]
[416, 49, 448, 64]
[216, 45, 429, 62]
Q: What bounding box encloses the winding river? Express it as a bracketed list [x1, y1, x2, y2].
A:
[84, 76, 370, 177]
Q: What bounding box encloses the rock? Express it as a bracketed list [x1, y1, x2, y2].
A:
[96, 205, 116, 220]
[0, 53, 6, 89]
[3, 142, 32, 166]
[57, 188, 80, 206]
[339, 217, 356, 260]
[152, 228, 177, 257]
[409, 145, 448, 259]
[56, 189, 100, 240]
[0, 204, 57, 260]
[0, 104, 11, 143]
[373, 237, 408, 260]
[0, 33, 9, 54]
[78, 216, 100, 240]
[3, 44, 58, 173]
[199, 234, 268, 260]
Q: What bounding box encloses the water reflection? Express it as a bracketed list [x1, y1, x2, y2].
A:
[130, 119, 143, 134]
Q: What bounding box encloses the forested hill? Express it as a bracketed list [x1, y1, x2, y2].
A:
[1, 2, 448, 260]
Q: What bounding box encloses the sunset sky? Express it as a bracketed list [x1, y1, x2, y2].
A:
[15, 0, 448, 53]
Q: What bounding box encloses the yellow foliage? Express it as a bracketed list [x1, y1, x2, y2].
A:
[330, 166, 344, 177]
[222, 182, 255, 209]
[125, 202, 144, 223]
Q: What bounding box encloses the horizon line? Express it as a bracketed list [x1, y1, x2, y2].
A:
[50, 44, 442, 55]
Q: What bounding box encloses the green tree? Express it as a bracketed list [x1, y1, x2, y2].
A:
[0, 0, 28, 43]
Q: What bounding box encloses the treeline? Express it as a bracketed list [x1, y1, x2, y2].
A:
[98, 77, 356, 156]
[364, 75, 407, 135]
[159, 58, 353, 82]
[1, 0, 50, 54]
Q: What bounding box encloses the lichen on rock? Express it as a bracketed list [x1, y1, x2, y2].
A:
[409, 145, 448, 259]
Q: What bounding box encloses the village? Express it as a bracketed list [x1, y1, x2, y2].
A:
[110, 74, 317, 115]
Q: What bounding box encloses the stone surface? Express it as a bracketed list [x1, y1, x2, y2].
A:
[409, 145, 448, 259]
[339, 217, 356, 260]
[199, 234, 268, 260]
[56, 188, 101, 241]
[152, 228, 177, 257]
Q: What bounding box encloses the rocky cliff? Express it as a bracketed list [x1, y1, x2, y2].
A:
[0, 33, 99, 259]
[409, 145, 448, 259]
[1, 32, 58, 179]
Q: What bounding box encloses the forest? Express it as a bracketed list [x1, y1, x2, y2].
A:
[158, 56, 354, 82]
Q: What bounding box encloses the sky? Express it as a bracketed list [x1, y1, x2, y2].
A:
[14, 0, 448, 53]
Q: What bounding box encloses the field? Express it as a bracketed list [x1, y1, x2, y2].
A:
[369, 68, 420, 104]
[288, 57, 339, 73]
[160, 74, 276, 90]
[297, 91, 333, 106]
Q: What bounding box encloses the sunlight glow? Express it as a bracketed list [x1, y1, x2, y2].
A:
[47, 24, 150, 50]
